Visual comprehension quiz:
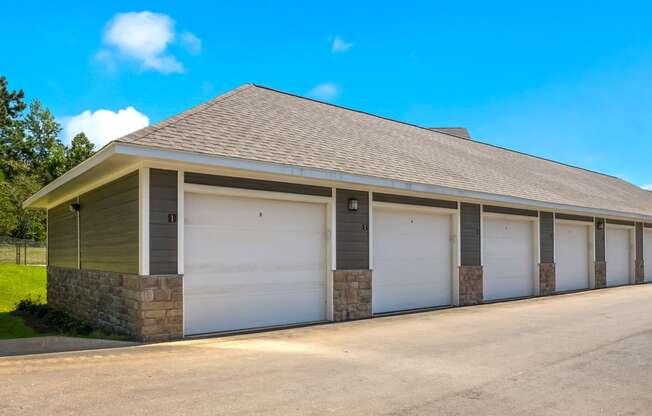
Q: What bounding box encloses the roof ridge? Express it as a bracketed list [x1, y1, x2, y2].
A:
[117, 83, 255, 144]
[250, 83, 620, 181]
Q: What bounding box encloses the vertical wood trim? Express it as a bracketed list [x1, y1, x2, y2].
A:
[452, 209, 461, 306]
[177, 170, 185, 276]
[139, 167, 150, 275]
[325, 196, 334, 321]
[552, 215, 556, 264]
[537, 212, 542, 264]
[368, 191, 374, 270]
[630, 228, 636, 283]
[480, 204, 484, 266]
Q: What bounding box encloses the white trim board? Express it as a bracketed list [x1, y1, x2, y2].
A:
[139, 167, 150, 276]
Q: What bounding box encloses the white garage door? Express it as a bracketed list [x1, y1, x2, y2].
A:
[555, 222, 590, 292]
[606, 226, 631, 287]
[373, 205, 452, 314]
[645, 230, 652, 283]
[184, 191, 327, 335]
[483, 216, 534, 301]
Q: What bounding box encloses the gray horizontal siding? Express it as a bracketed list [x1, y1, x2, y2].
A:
[150, 169, 178, 275]
[373, 193, 457, 209]
[636, 222, 643, 261]
[79, 171, 139, 274]
[555, 213, 594, 222]
[48, 199, 78, 268]
[460, 203, 481, 266]
[185, 172, 332, 197]
[336, 189, 369, 270]
[595, 218, 606, 262]
[540, 211, 554, 263]
[483, 205, 538, 217]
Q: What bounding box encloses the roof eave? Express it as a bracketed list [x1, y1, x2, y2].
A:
[22, 142, 118, 209]
[23, 140, 652, 221]
[113, 142, 652, 222]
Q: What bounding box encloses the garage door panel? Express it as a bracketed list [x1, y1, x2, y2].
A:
[184, 192, 326, 335]
[644, 230, 652, 283]
[187, 287, 325, 335]
[373, 206, 452, 313]
[555, 223, 590, 292]
[484, 217, 534, 301]
[606, 227, 631, 287]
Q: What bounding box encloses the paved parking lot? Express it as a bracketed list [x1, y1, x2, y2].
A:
[3, 285, 652, 415]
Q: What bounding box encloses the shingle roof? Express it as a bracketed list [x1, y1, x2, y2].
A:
[118, 84, 652, 217]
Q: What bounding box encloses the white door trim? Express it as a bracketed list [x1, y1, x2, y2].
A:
[373, 201, 458, 215]
[138, 167, 150, 275]
[184, 183, 332, 204]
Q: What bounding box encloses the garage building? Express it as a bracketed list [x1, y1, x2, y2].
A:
[25, 84, 652, 340]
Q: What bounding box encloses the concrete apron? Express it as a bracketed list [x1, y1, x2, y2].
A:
[0, 336, 139, 357]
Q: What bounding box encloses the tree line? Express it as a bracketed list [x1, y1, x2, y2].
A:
[0, 76, 95, 241]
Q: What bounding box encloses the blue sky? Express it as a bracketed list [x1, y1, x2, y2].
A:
[2, 1, 652, 188]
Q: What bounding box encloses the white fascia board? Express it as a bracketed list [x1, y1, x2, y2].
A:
[24, 140, 652, 223]
[22, 143, 117, 208]
[114, 142, 652, 222]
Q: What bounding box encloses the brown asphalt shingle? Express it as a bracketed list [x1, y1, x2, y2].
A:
[118, 84, 652, 217]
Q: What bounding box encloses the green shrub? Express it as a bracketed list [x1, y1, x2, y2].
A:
[14, 295, 93, 336]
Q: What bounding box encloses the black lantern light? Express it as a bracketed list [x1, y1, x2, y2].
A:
[596, 219, 604, 230]
[347, 198, 359, 211]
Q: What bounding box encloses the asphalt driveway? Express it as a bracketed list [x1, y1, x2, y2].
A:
[3, 285, 652, 415]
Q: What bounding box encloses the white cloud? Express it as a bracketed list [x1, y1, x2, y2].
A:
[181, 32, 202, 55]
[331, 35, 354, 53]
[98, 11, 200, 74]
[641, 184, 652, 191]
[307, 83, 340, 101]
[62, 107, 150, 148]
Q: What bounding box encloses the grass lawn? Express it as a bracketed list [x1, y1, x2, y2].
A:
[0, 264, 47, 339]
[0, 264, 130, 341]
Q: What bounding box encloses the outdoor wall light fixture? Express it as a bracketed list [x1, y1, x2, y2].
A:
[596, 219, 604, 230]
[69, 203, 81, 212]
[348, 198, 359, 211]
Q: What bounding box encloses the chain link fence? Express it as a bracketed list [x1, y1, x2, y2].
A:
[0, 236, 47, 265]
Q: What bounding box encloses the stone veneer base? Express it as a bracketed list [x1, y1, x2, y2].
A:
[594, 261, 607, 289]
[333, 270, 372, 321]
[459, 265, 483, 305]
[48, 266, 182, 341]
[635, 259, 644, 284]
[539, 263, 556, 296]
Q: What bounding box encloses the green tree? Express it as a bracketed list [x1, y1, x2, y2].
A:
[22, 100, 67, 183]
[0, 76, 96, 241]
[0, 77, 28, 179]
[0, 76, 26, 130]
[66, 132, 95, 170]
[0, 173, 45, 240]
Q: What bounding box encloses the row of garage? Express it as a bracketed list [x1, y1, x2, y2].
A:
[182, 184, 652, 336]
